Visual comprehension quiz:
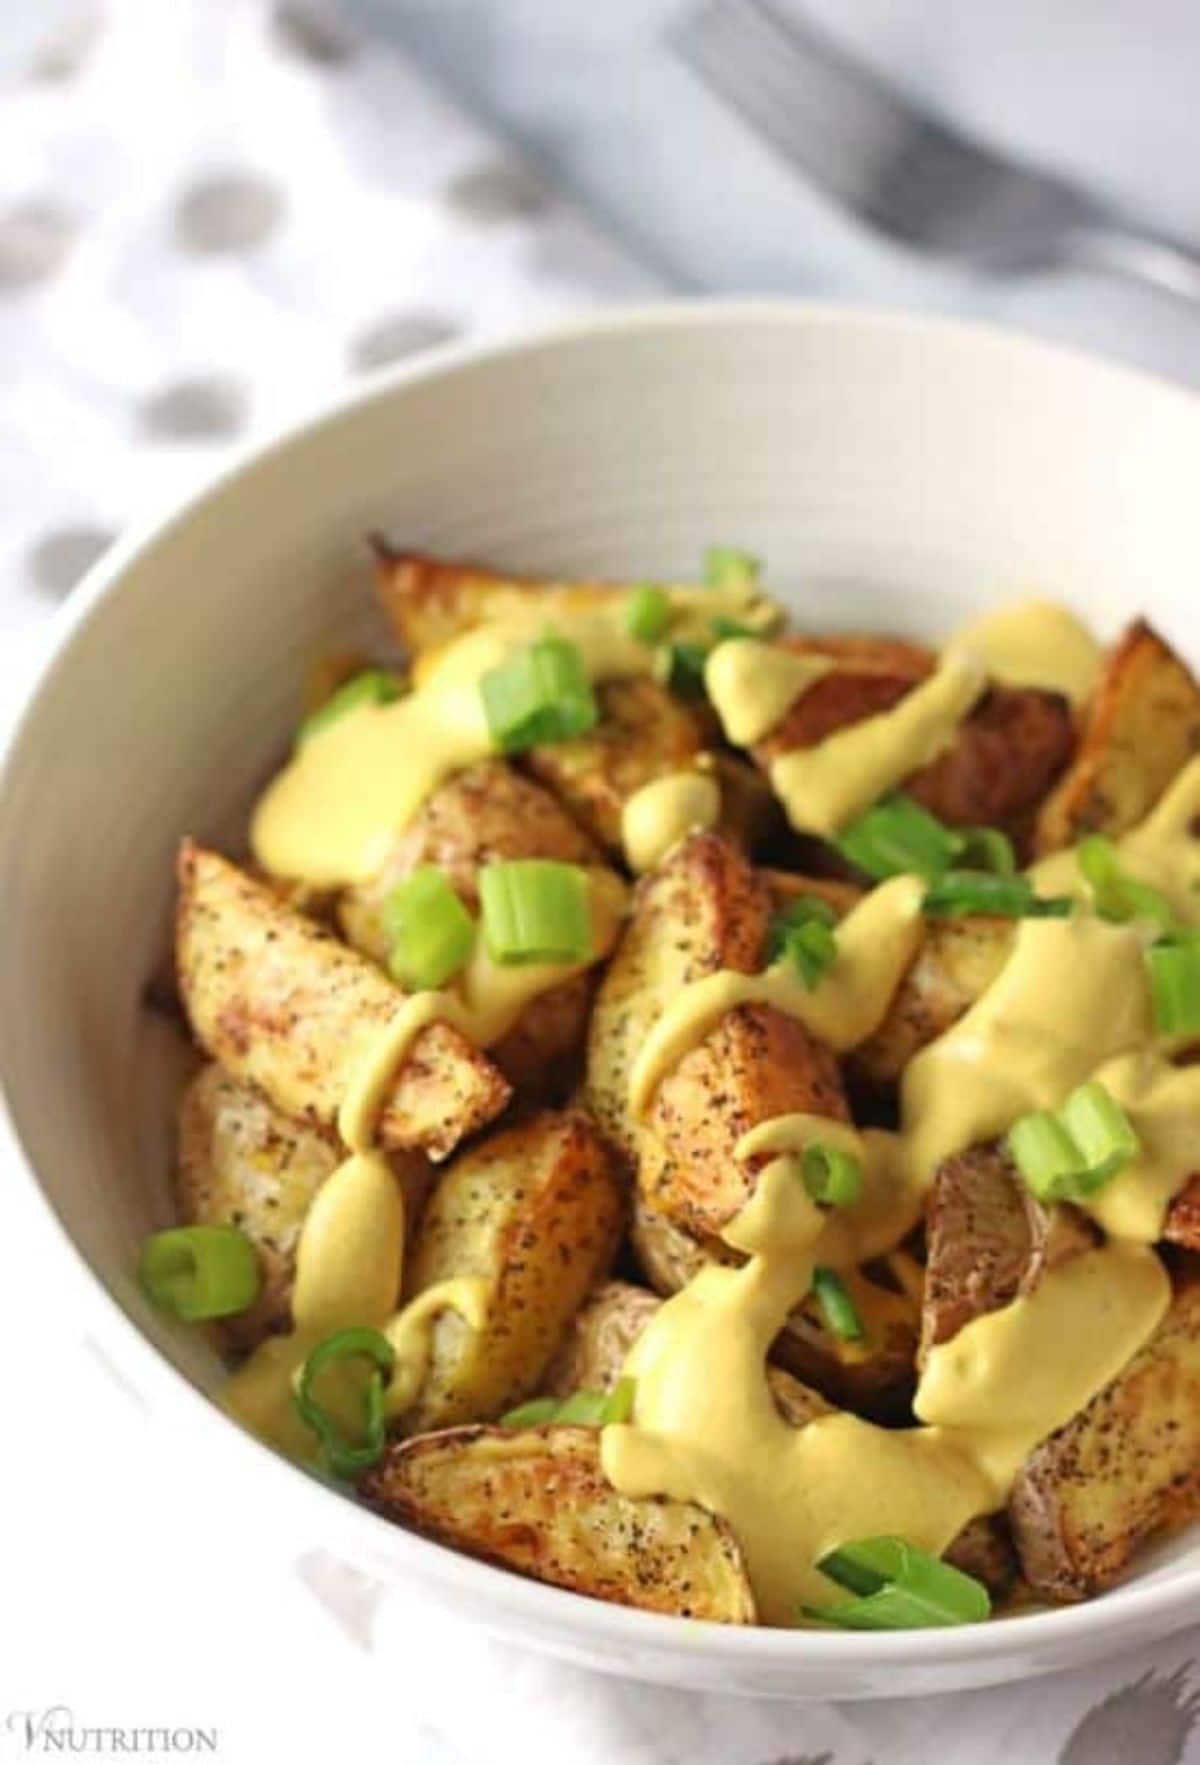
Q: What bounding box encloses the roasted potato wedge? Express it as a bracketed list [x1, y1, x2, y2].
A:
[1009, 1271, 1200, 1601]
[542, 1280, 662, 1399]
[176, 1063, 340, 1351]
[853, 914, 1014, 1091]
[399, 1110, 625, 1434]
[360, 1424, 757, 1622]
[176, 1063, 432, 1352]
[176, 843, 510, 1161]
[921, 1143, 1097, 1362]
[373, 549, 629, 658]
[338, 761, 601, 1096]
[1035, 619, 1200, 854]
[586, 831, 849, 1237]
[524, 677, 706, 854]
[631, 1194, 917, 1416]
[754, 641, 1072, 847]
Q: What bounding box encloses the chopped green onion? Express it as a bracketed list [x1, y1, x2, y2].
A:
[1007, 1109, 1084, 1202]
[710, 616, 758, 642]
[922, 870, 1073, 920]
[1148, 937, 1200, 1038]
[478, 860, 592, 966]
[294, 1326, 395, 1478]
[481, 633, 598, 753]
[1060, 1080, 1141, 1185]
[703, 546, 761, 590]
[802, 1143, 864, 1209]
[955, 826, 1017, 876]
[297, 668, 400, 745]
[499, 1396, 559, 1428]
[601, 1377, 637, 1425]
[803, 1537, 991, 1630]
[767, 895, 838, 990]
[625, 583, 672, 645]
[811, 1267, 863, 1341]
[835, 793, 964, 883]
[553, 1389, 610, 1426]
[1078, 835, 1176, 931]
[656, 639, 712, 700]
[1007, 1081, 1140, 1203]
[380, 867, 475, 991]
[139, 1224, 261, 1322]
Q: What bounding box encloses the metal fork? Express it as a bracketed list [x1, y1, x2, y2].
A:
[674, 0, 1200, 300]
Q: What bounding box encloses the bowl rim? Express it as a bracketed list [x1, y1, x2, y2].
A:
[6, 296, 1200, 1681]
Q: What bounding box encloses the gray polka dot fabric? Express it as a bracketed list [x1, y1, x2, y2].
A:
[0, 0, 654, 643]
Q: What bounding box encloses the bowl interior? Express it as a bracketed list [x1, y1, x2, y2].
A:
[4, 305, 1200, 1695]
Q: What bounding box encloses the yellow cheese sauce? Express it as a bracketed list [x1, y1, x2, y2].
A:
[704, 639, 832, 745]
[601, 1160, 1168, 1622]
[767, 654, 986, 837]
[946, 599, 1103, 706]
[628, 874, 926, 1112]
[1033, 754, 1200, 930]
[621, 770, 721, 874]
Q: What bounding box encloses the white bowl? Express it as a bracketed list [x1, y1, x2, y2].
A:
[4, 303, 1200, 1701]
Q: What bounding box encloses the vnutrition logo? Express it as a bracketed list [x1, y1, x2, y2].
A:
[4, 1709, 219, 1756]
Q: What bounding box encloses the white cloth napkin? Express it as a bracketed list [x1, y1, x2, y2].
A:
[3, 5, 1200, 1764]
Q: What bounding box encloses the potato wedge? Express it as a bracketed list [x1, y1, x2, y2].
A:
[176, 1063, 433, 1352]
[921, 1142, 1097, 1362]
[360, 1424, 757, 1622]
[755, 643, 1072, 846]
[176, 1063, 340, 1351]
[1163, 1174, 1200, 1251]
[586, 831, 849, 1237]
[542, 1280, 662, 1399]
[176, 843, 510, 1161]
[399, 1110, 624, 1434]
[338, 761, 601, 1096]
[524, 677, 707, 853]
[1035, 619, 1200, 854]
[1009, 1271, 1200, 1601]
[373, 548, 628, 658]
[631, 1194, 916, 1416]
[853, 914, 1014, 1091]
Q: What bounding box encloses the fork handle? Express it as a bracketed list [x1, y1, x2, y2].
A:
[1064, 220, 1200, 303]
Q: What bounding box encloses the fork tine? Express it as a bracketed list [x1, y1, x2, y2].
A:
[672, 0, 922, 209]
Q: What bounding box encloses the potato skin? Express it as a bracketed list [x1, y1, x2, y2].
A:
[853, 914, 1013, 1090]
[1009, 1272, 1200, 1602]
[586, 832, 848, 1238]
[176, 1063, 340, 1351]
[525, 677, 706, 853]
[177, 843, 510, 1161]
[542, 1280, 662, 1400]
[400, 1110, 625, 1434]
[360, 1424, 757, 1622]
[1035, 619, 1200, 854]
[337, 761, 600, 1097]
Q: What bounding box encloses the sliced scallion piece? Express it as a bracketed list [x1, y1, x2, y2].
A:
[499, 1396, 559, 1429]
[767, 895, 839, 990]
[601, 1377, 637, 1425]
[922, 870, 1072, 920]
[810, 1267, 863, 1341]
[834, 794, 964, 884]
[710, 615, 758, 642]
[656, 639, 712, 700]
[1059, 1079, 1141, 1188]
[1007, 1080, 1140, 1203]
[296, 668, 400, 745]
[703, 546, 761, 590]
[1147, 935, 1200, 1038]
[1006, 1109, 1084, 1203]
[481, 633, 598, 753]
[955, 826, 1017, 876]
[802, 1143, 864, 1209]
[380, 867, 474, 991]
[294, 1326, 395, 1478]
[553, 1389, 610, 1426]
[802, 1537, 991, 1630]
[478, 860, 592, 966]
[139, 1224, 261, 1322]
[1078, 835, 1176, 932]
[625, 583, 672, 645]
